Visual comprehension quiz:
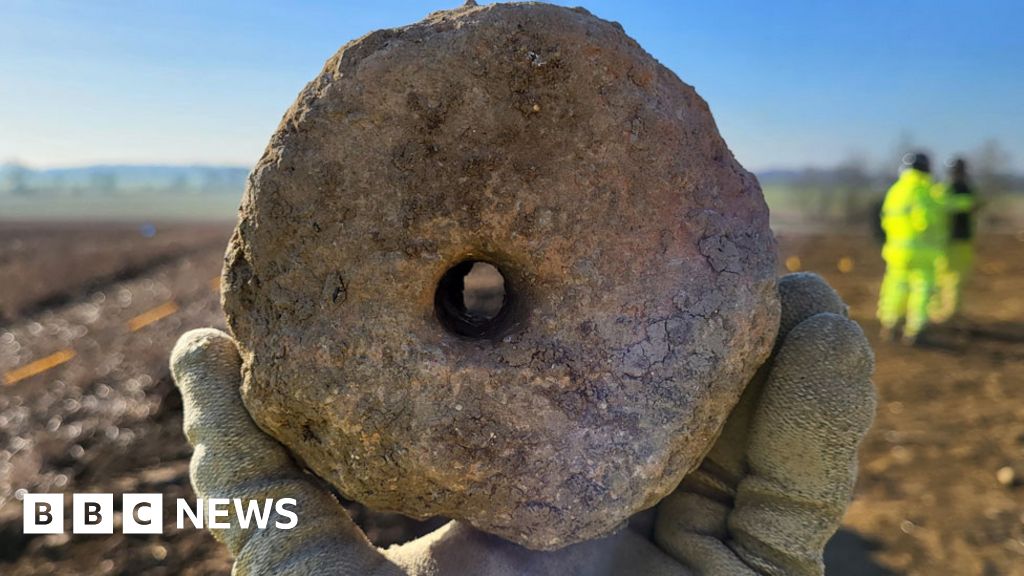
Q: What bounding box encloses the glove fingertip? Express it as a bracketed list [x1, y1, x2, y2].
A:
[777, 273, 848, 337]
[748, 312, 877, 496]
[170, 328, 241, 390]
[793, 312, 874, 391]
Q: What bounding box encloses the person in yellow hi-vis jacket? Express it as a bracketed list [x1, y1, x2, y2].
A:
[930, 157, 977, 324]
[877, 153, 945, 345]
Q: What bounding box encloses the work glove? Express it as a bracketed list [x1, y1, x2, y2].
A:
[652, 272, 876, 575]
[170, 272, 874, 575]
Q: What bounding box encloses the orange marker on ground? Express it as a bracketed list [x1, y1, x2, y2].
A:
[128, 301, 179, 332]
[4, 349, 76, 386]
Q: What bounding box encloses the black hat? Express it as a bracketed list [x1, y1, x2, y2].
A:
[947, 157, 967, 181]
[902, 152, 931, 173]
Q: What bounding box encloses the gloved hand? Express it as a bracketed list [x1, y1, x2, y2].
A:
[652, 272, 876, 575]
[170, 272, 875, 576]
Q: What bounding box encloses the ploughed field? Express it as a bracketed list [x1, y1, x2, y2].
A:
[0, 221, 1021, 575]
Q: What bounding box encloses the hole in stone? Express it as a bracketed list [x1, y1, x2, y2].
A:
[434, 260, 512, 339]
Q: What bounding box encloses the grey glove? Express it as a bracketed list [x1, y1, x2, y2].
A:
[171, 328, 404, 576]
[654, 272, 876, 575]
[170, 272, 874, 575]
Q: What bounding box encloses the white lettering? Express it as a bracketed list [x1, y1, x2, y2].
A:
[275, 498, 298, 529]
[177, 498, 204, 529]
[208, 498, 230, 529]
[234, 498, 273, 529]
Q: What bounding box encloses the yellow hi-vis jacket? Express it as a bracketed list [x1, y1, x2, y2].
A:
[931, 181, 976, 244]
[881, 168, 943, 263]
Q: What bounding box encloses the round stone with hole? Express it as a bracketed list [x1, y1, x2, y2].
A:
[222, 2, 779, 551]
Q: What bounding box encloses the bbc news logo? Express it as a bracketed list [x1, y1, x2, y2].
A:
[22, 493, 298, 534]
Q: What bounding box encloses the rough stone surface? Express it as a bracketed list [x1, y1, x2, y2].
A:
[222, 2, 779, 550]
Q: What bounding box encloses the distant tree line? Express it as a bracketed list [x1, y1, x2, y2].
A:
[2, 139, 1021, 229]
[759, 139, 1023, 230]
[0, 164, 249, 197]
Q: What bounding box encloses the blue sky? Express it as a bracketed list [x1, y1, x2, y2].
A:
[2, 0, 1021, 172]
